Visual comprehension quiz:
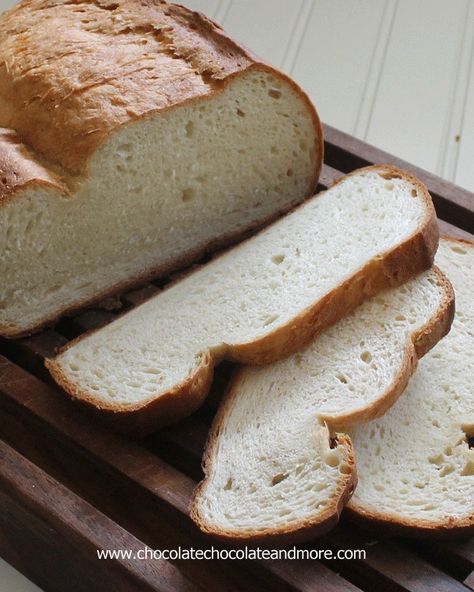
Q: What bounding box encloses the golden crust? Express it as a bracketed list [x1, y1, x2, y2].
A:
[0, 128, 68, 202]
[345, 500, 474, 540]
[47, 347, 216, 435]
[0, 0, 249, 175]
[46, 164, 441, 438]
[0, 0, 322, 177]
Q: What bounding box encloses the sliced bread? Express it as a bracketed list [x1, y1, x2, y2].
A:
[190, 266, 453, 544]
[46, 165, 438, 434]
[347, 237, 474, 536]
[0, 0, 322, 338]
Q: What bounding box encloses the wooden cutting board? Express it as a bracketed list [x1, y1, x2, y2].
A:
[0, 124, 473, 592]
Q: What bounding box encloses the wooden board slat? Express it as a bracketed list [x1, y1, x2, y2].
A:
[0, 409, 288, 592]
[438, 220, 474, 241]
[0, 361, 194, 520]
[0, 439, 197, 592]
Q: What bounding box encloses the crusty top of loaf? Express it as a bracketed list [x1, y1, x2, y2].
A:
[0, 128, 68, 197]
[0, 0, 274, 185]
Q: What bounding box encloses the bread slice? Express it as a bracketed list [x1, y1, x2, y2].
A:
[190, 266, 453, 544]
[347, 237, 474, 537]
[46, 165, 438, 434]
[0, 0, 322, 338]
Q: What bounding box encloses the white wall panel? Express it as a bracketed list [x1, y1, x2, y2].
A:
[0, 0, 16, 11]
[440, 1, 474, 185]
[220, 0, 304, 69]
[291, 0, 386, 133]
[366, 0, 468, 174]
[178, 0, 221, 18]
[454, 12, 474, 192]
[455, 60, 474, 190]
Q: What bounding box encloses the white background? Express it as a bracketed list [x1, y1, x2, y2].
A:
[0, 0, 473, 590]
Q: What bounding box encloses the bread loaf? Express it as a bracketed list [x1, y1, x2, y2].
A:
[0, 0, 322, 338]
[47, 165, 438, 434]
[191, 266, 453, 544]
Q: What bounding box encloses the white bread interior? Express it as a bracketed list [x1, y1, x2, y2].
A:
[1, 69, 318, 337]
[47, 166, 438, 433]
[191, 266, 453, 543]
[348, 238, 474, 535]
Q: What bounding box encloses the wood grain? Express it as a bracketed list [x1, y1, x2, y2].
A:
[0, 440, 198, 592]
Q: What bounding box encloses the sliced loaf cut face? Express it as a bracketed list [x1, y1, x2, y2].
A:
[46, 165, 438, 434]
[348, 238, 474, 537]
[0, 0, 322, 338]
[191, 267, 453, 544]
